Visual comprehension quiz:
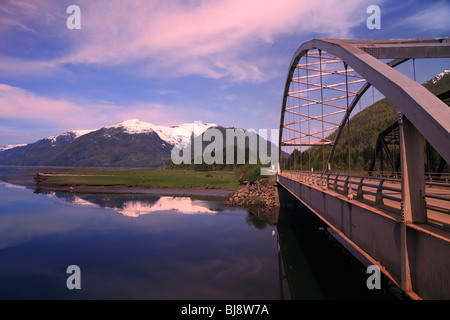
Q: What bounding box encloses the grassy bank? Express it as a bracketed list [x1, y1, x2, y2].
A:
[35, 169, 241, 191]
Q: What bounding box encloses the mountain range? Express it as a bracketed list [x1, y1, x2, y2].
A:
[0, 119, 277, 167]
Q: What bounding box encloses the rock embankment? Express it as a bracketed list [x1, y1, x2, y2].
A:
[223, 180, 279, 208]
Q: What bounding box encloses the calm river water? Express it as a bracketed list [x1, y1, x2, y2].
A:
[0, 167, 396, 300]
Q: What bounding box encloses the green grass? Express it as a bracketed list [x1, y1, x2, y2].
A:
[37, 169, 241, 191]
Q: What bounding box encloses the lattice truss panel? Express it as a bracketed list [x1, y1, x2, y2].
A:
[282, 50, 366, 151]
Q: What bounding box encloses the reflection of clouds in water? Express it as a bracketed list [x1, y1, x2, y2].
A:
[88, 256, 276, 299]
[0, 186, 107, 250]
[0, 181, 26, 189]
[0, 209, 82, 250]
[0, 208, 104, 251]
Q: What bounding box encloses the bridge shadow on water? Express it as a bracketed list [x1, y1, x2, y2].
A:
[276, 185, 402, 300]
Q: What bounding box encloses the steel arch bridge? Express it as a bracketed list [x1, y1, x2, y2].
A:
[277, 38, 450, 300]
[279, 38, 450, 168]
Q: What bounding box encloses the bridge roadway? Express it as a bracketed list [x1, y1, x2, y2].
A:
[277, 170, 450, 300]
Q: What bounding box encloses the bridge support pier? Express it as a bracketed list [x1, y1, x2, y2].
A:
[397, 112, 427, 298]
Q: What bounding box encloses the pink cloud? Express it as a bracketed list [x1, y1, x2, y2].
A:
[1, 0, 374, 81]
[0, 83, 218, 136]
[73, 0, 371, 80]
[0, 84, 104, 127]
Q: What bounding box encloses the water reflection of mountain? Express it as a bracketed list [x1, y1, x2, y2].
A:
[42, 191, 222, 217]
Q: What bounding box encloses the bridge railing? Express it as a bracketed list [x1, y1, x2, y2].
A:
[367, 171, 450, 183]
[280, 170, 450, 216]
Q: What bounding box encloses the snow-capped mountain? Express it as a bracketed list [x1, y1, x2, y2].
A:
[0, 119, 247, 167]
[0, 119, 219, 154]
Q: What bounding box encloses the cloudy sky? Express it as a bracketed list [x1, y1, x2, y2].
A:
[0, 0, 449, 145]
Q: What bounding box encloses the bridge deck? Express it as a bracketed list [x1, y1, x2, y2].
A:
[280, 171, 450, 232]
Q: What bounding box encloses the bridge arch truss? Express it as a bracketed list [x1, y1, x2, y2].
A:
[279, 38, 450, 169]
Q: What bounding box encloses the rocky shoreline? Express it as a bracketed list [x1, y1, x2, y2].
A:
[223, 179, 280, 208]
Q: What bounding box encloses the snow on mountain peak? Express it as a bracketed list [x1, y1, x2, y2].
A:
[112, 119, 155, 134]
[111, 119, 219, 145]
[0, 144, 27, 152]
[154, 122, 219, 146]
[44, 128, 97, 146]
[431, 68, 450, 84]
[69, 129, 98, 138]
